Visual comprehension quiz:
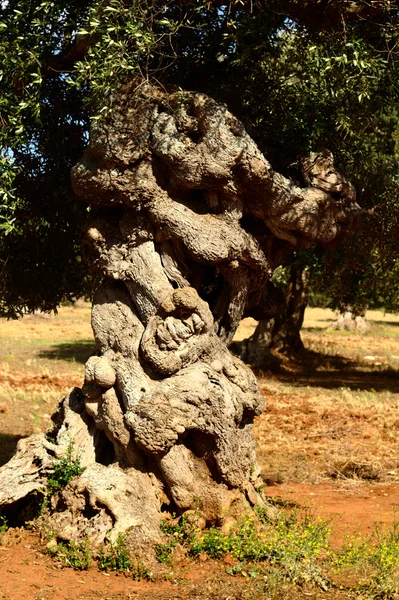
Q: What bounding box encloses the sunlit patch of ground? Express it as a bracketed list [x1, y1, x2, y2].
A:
[233, 308, 399, 486]
[0, 304, 94, 457]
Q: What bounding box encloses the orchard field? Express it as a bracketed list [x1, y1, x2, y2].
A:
[1, 304, 399, 599]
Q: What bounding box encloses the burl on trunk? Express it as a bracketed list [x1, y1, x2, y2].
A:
[0, 83, 360, 549]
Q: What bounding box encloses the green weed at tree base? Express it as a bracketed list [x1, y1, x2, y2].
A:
[155, 503, 399, 598]
[97, 533, 132, 573]
[157, 504, 332, 590]
[46, 538, 92, 570]
[0, 515, 8, 544]
[97, 533, 154, 580]
[46, 443, 86, 499]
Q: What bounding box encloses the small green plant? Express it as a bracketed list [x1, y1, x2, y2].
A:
[155, 539, 176, 565]
[189, 525, 232, 559]
[186, 506, 331, 589]
[159, 515, 188, 538]
[46, 539, 92, 570]
[333, 520, 399, 599]
[130, 556, 154, 581]
[98, 534, 132, 572]
[156, 513, 197, 565]
[0, 515, 8, 543]
[226, 562, 259, 578]
[46, 442, 85, 498]
[98, 537, 154, 580]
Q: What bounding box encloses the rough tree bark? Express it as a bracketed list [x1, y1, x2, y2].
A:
[0, 83, 360, 551]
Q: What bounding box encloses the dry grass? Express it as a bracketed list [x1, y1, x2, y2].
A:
[242, 308, 399, 486]
[0, 304, 94, 464]
[1, 304, 399, 486]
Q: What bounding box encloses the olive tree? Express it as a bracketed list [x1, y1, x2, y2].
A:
[0, 0, 395, 547]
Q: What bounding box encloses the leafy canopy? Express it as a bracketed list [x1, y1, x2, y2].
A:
[0, 0, 398, 316]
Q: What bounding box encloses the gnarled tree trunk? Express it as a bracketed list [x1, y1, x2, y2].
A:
[0, 83, 360, 551]
[237, 264, 310, 368]
[332, 306, 371, 334]
[270, 264, 310, 355]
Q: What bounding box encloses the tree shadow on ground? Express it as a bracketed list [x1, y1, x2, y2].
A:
[280, 368, 399, 393]
[303, 321, 399, 332]
[0, 433, 25, 467]
[253, 349, 399, 394]
[38, 340, 96, 364]
[372, 320, 399, 328]
[302, 326, 334, 332]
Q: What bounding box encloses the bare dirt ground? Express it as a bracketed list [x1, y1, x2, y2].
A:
[0, 531, 246, 600]
[1, 305, 399, 599]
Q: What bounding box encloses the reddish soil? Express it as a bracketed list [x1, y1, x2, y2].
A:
[0, 532, 239, 600]
[0, 373, 79, 392]
[263, 482, 399, 546]
[1, 482, 399, 599]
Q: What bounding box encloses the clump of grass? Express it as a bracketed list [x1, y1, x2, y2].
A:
[97, 533, 132, 572]
[329, 459, 380, 482]
[98, 533, 153, 580]
[46, 538, 92, 570]
[196, 507, 330, 589]
[0, 515, 8, 543]
[156, 513, 195, 565]
[155, 539, 176, 565]
[44, 533, 154, 579]
[46, 442, 85, 498]
[158, 504, 331, 590]
[333, 521, 399, 599]
[129, 557, 154, 582]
